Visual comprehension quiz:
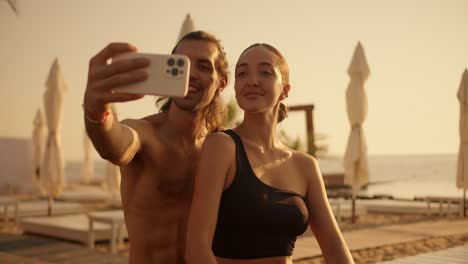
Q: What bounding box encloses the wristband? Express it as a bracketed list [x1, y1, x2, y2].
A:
[82, 103, 110, 124]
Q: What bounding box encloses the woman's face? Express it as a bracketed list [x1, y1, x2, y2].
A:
[234, 46, 288, 116]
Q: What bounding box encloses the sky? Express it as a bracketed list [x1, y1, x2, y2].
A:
[0, 0, 466, 161]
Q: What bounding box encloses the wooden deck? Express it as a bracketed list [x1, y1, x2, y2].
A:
[382, 245, 468, 263]
[0, 233, 128, 263]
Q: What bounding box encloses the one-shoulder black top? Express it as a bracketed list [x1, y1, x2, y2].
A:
[212, 130, 309, 259]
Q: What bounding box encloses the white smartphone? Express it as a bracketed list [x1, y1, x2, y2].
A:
[112, 53, 190, 97]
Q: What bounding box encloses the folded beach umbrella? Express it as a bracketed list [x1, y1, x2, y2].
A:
[41, 58, 67, 215]
[457, 69, 468, 217]
[177, 13, 195, 42]
[344, 42, 370, 222]
[81, 132, 94, 184]
[32, 109, 46, 181]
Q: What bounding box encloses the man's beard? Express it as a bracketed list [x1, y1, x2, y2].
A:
[173, 94, 204, 112]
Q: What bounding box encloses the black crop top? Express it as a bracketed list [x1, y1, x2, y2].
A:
[212, 130, 309, 259]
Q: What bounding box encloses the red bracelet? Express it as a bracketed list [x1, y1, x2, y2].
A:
[82, 103, 110, 124]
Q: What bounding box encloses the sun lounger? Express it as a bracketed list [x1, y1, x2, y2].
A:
[87, 210, 125, 253]
[329, 198, 367, 223]
[0, 197, 19, 224]
[57, 185, 115, 203]
[0, 200, 85, 221]
[359, 199, 450, 215]
[414, 195, 464, 216]
[20, 212, 128, 253]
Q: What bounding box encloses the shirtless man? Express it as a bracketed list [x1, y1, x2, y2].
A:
[83, 31, 229, 264]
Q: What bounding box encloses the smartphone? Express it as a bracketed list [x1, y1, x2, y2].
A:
[112, 53, 190, 97]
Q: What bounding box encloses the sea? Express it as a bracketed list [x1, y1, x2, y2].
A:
[318, 153, 461, 199]
[65, 153, 462, 200]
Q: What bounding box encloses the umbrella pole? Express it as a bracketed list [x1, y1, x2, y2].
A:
[351, 163, 358, 224]
[464, 188, 466, 218]
[47, 197, 53, 216]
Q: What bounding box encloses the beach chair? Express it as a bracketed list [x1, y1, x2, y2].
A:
[329, 198, 367, 223]
[87, 210, 126, 253]
[57, 185, 115, 203]
[0, 197, 19, 224]
[20, 211, 128, 253]
[360, 199, 430, 215]
[414, 195, 463, 216]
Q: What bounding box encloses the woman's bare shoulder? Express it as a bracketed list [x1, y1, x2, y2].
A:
[204, 131, 236, 150]
[291, 150, 319, 168]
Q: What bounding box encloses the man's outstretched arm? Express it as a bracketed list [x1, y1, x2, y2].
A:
[83, 43, 149, 165]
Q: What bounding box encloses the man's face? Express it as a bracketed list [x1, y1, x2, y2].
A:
[172, 40, 222, 112]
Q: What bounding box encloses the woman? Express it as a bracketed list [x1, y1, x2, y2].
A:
[186, 43, 354, 264]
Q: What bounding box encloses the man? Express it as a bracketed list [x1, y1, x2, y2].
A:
[83, 31, 229, 264]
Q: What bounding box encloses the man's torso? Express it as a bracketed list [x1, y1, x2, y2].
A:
[120, 114, 202, 264]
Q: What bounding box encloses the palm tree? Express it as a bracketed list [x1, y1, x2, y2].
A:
[314, 132, 330, 158]
[224, 97, 242, 129]
[278, 130, 302, 151]
[5, 0, 18, 15]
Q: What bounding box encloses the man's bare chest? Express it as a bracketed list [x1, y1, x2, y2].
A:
[144, 147, 200, 200]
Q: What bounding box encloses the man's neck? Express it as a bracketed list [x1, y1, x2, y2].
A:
[166, 102, 207, 140]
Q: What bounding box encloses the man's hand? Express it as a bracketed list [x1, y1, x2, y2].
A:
[83, 43, 150, 119]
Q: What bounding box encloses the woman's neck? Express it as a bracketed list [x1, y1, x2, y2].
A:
[235, 112, 281, 151]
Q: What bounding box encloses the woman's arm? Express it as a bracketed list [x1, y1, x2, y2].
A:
[186, 133, 234, 264]
[301, 154, 354, 264]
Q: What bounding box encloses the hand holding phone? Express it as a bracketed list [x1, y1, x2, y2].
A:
[112, 53, 190, 97]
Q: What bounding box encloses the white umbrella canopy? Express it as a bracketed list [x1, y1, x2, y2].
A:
[457, 69, 468, 217]
[344, 42, 370, 224]
[457, 69, 468, 189]
[32, 108, 46, 182]
[40, 58, 67, 215]
[81, 132, 94, 184]
[177, 13, 195, 42]
[344, 42, 370, 194]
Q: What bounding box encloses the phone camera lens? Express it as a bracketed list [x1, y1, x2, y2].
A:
[171, 68, 179, 76]
[167, 58, 175, 66]
[177, 59, 185, 67]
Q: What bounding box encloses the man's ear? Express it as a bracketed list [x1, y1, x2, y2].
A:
[280, 84, 291, 100]
[218, 76, 228, 92]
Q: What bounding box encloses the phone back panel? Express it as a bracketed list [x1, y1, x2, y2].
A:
[112, 53, 190, 97]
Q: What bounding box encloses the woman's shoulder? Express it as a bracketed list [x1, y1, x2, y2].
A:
[290, 150, 319, 170]
[204, 130, 236, 150]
